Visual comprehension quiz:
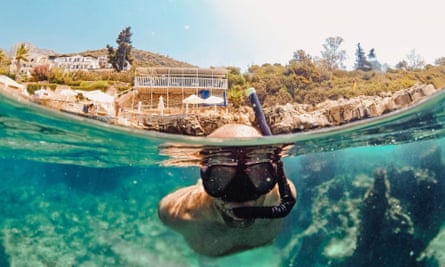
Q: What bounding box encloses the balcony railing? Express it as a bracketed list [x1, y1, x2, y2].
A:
[134, 76, 228, 90]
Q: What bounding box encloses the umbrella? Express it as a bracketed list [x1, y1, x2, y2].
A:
[60, 89, 78, 97]
[34, 88, 49, 97]
[203, 95, 224, 105]
[158, 96, 165, 116]
[80, 90, 115, 115]
[183, 94, 203, 113]
[182, 94, 204, 104]
[203, 95, 224, 111]
[0, 75, 26, 94]
[83, 90, 114, 104]
[60, 89, 78, 101]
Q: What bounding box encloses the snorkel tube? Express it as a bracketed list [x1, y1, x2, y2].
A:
[230, 88, 296, 219]
[245, 87, 272, 136]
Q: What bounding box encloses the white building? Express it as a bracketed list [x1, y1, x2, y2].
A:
[10, 54, 51, 76]
[49, 54, 110, 70]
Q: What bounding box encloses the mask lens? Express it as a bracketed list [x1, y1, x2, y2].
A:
[245, 163, 276, 193]
[201, 165, 237, 197]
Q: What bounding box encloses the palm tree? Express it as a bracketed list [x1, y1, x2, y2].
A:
[15, 43, 29, 75]
[0, 49, 5, 63]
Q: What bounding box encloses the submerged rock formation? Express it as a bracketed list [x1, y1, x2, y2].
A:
[348, 169, 416, 267]
[281, 144, 445, 267]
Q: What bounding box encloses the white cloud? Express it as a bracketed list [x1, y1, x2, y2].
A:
[184, 25, 191, 31]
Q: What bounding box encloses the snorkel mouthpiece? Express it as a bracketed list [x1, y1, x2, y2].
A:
[231, 160, 295, 219]
[228, 88, 296, 219]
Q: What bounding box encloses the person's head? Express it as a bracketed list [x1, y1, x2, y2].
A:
[200, 124, 278, 203]
[207, 124, 262, 138]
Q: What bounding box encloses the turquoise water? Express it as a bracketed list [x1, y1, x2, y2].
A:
[2, 90, 445, 267]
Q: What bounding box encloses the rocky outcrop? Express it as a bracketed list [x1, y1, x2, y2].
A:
[139, 83, 438, 136]
[142, 106, 254, 136]
[348, 169, 416, 267]
[266, 83, 437, 134]
[280, 144, 445, 267]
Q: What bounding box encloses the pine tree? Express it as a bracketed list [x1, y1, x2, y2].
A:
[354, 43, 372, 71]
[367, 48, 381, 71]
[107, 27, 133, 72]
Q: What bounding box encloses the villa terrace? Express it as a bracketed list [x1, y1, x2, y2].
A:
[120, 67, 229, 114]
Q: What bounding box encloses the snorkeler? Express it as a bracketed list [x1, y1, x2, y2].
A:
[158, 88, 296, 257]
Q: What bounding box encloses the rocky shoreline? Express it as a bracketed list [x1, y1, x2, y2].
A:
[141, 83, 438, 136]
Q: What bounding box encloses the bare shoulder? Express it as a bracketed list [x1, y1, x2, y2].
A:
[158, 181, 215, 229]
[288, 179, 297, 199]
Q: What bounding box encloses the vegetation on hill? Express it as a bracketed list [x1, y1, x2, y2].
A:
[66, 48, 193, 69]
[2, 33, 445, 110]
[225, 41, 445, 107]
[226, 63, 445, 108]
[0, 49, 9, 74]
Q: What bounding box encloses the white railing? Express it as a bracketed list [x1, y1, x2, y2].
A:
[134, 76, 228, 90]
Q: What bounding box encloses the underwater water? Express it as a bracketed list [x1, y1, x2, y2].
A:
[2, 89, 445, 267]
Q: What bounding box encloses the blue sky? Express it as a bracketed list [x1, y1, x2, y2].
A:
[1, 0, 443, 70]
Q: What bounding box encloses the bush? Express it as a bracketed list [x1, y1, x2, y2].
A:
[74, 80, 110, 91]
[26, 84, 41, 95]
[26, 83, 57, 94]
[30, 64, 50, 81]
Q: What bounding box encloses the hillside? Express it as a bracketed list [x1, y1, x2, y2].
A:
[2, 43, 195, 70]
[67, 48, 195, 68]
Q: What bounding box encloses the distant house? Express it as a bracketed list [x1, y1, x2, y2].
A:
[48, 54, 113, 71]
[10, 54, 50, 76]
[10, 53, 117, 76]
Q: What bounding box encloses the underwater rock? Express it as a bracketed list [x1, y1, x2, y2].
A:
[347, 168, 416, 267]
[0, 238, 10, 267]
[386, 145, 445, 264]
[281, 144, 445, 267]
[280, 175, 364, 267]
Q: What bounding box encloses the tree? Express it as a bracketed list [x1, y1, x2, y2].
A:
[15, 43, 29, 75]
[321, 36, 347, 70]
[367, 48, 382, 71]
[406, 49, 425, 70]
[292, 49, 312, 63]
[107, 26, 133, 72]
[354, 43, 372, 71]
[226, 66, 247, 108]
[395, 60, 408, 70]
[285, 49, 323, 92]
[0, 49, 5, 63]
[31, 64, 50, 81]
[435, 57, 445, 66]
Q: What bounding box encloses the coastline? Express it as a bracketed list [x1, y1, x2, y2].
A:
[0, 76, 440, 136]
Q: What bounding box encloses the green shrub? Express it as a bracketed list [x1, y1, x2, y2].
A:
[26, 83, 57, 94]
[26, 84, 41, 94]
[78, 80, 110, 91]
